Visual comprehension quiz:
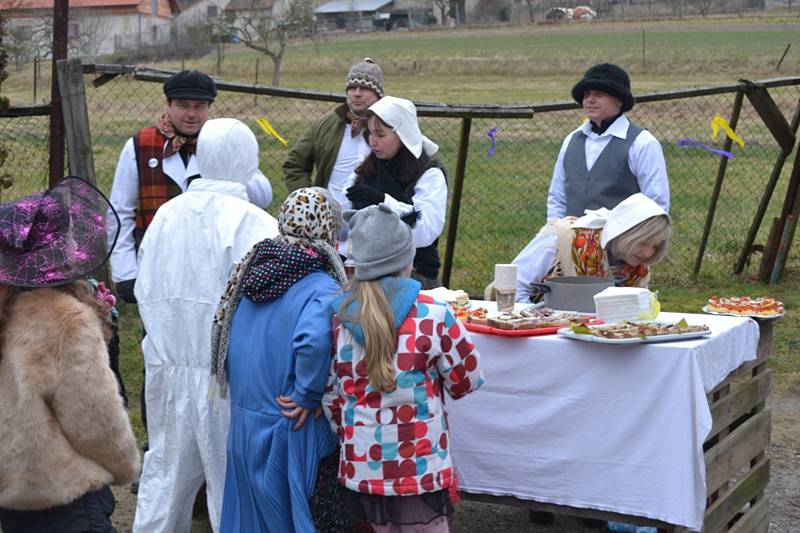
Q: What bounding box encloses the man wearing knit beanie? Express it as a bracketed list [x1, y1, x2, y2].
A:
[545, 63, 670, 220]
[283, 58, 385, 205]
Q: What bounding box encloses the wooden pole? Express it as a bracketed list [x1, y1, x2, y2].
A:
[768, 141, 800, 283]
[48, 0, 68, 187]
[758, 217, 782, 282]
[642, 29, 646, 71]
[770, 214, 797, 284]
[776, 43, 791, 71]
[57, 58, 97, 185]
[254, 58, 259, 106]
[442, 117, 472, 289]
[734, 100, 800, 274]
[33, 55, 38, 103]
[693, 89, 744, 277]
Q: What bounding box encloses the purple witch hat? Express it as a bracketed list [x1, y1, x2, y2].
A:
[0, 176, 120, 288]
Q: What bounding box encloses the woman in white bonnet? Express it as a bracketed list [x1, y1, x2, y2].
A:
[342, 96, 447, 289]
[512, 192, 672, 302]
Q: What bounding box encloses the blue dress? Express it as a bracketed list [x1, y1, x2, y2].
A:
[220, 272, 339, 533]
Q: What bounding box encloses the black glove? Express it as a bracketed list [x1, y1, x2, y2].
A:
[346, 184, 384, 208]
[116, 279, 137, 304]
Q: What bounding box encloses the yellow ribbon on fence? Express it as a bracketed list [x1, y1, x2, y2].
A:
[710, 114, 745, 148]
[256, 117, 289, 148]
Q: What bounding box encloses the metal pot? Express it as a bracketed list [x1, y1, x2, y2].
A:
[531, 276, 617, 313]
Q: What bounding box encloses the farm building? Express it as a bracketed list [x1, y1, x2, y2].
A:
[314, 0, 434, 31]
[0, 0, 177, 57]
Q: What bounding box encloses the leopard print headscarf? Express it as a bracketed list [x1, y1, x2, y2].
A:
[209, 187, 347, 399]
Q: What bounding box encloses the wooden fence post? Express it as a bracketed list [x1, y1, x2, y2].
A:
[734, 100, 800, 274]
[56, 58, 97, 185]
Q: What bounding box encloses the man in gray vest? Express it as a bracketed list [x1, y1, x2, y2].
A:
[546, 63, 670, 220]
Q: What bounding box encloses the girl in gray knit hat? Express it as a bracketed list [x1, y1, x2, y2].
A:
[322, 204, 484, 532]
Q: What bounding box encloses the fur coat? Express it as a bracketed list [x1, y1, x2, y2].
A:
[0, 288, 140, 510]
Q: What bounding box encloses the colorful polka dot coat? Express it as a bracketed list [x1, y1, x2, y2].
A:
[323, 293, 484, 497]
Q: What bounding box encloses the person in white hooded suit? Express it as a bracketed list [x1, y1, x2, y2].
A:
[133, 118, 279, 533]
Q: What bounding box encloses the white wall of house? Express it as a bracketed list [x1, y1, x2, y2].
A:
[5, 12, 171, 57]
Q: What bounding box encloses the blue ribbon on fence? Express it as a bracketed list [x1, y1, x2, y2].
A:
[486, 127, 498, 158]
[677, 138, 735, 159]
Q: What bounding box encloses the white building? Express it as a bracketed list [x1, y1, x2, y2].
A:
[0, 0, 177, 57]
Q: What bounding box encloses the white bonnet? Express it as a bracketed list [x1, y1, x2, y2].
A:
[369, 96, 438, 158]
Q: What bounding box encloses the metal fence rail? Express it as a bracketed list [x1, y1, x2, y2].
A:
[2, 65, 798, 295]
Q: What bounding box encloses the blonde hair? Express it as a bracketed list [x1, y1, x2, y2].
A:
[608, 215, 672, 266]
[340, 278, 397, 393]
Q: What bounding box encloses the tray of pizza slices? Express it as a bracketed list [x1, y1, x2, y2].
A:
[465, 306, 600, 337]
[703, 296, 784, 320]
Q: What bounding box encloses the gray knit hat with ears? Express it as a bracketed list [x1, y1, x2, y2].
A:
[344, 204, 414, 281]
[345, 58, 385, 98]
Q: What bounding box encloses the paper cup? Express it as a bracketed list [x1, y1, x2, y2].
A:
[494, 264, 517, 290]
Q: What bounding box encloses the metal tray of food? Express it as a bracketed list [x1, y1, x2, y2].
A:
[557, 320, 711, 344]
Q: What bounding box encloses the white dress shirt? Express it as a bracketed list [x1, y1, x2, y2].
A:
[327, 124, 371, 208]
[546, 115, 670, 219]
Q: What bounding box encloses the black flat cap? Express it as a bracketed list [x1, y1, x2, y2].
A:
[163, 70, 217, 102]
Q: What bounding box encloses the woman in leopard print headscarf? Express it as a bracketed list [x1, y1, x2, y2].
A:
[211, 187, 352, 533]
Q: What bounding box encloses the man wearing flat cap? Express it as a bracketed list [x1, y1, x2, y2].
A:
[107, 69, 273, 305]
[105, 69, 274, 496]
[283, 58, 384, 206]
[546, 63, 670, 220]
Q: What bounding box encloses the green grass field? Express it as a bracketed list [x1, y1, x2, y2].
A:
[4, 15, 800, 104]
[2, 15, 799, 443]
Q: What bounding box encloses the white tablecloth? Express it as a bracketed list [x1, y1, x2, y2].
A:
[448, 306, 760, 530]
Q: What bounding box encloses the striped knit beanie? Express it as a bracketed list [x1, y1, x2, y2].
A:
[345, 58, 384, 98]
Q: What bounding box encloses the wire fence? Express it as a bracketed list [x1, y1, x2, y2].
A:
[1, 67, 799, 295]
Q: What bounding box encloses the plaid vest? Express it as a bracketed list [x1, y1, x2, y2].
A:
[133, 127, 182, 242]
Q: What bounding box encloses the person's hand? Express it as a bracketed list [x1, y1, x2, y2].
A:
[346, 184, 384, 207]
[116, 279, 137, 304]
[277, 395, 312, 431]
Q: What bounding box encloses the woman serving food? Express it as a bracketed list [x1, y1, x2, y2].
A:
[512, 192, 672, 303]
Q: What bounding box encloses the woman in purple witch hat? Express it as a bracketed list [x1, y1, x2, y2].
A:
[0, 177, 140, 533]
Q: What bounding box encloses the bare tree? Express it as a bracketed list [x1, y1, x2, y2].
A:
[433, 0, 450, 25]
[2, 8, 109, 62]
[524, 0, 536, 22]
[686, 0, 716, 16]
[221, 0, 315, 86]
[0, 12, 12, 198]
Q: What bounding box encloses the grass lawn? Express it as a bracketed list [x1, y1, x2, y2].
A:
[1, 14, 798, 443]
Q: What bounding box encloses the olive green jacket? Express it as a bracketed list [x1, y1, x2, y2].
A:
[282, 104, 349, 193]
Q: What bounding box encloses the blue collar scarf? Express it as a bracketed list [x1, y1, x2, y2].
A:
[331, 276, 421, 346]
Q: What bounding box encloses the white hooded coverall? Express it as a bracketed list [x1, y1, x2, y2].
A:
[133, 119, 279, 533]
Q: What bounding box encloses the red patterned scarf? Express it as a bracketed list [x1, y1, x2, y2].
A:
[346, 110, 366, 138]
[156, 112, 197, 155]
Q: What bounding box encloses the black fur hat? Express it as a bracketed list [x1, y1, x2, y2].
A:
[571, 63, 634, 112]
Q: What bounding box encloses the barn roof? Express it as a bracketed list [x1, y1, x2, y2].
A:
[314, 0, 392, 15]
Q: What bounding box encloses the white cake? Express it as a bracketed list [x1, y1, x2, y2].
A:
[593, 287, 659, 324]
